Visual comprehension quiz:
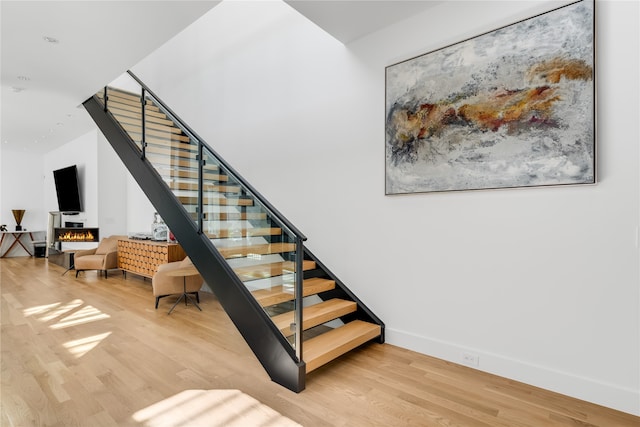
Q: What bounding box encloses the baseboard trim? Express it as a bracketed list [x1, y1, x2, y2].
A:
[385, 327, 639, 416]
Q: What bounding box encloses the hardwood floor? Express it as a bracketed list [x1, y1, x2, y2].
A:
[1, 257, 638, 426]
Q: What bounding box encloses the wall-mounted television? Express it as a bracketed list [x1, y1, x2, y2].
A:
[53, 165, 82, 214]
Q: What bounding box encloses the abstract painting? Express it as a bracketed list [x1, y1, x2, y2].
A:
[385, 0, 594, 194]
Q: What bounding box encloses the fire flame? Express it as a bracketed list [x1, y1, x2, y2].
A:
[58, 231, 95, 242]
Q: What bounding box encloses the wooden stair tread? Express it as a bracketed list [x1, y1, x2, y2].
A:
[168, 182, 241, 193]
[147, 154, 218, 171]
[217, 242, 295, 259]
[142, 141, 198, 159]
[121, 124, 191, 143]
[161, 169, 228, 182]
[272, 298, 357, 337]
[189, 212, 267, 221]
[178, 195, 253, 206]
[234, 260, 315, 281]
[109, 105, 174, 126]
[105, 100, 167, 119]
[113, 113, 184, 135]
[252, 277, 335, 307]
[100, 88, 143, 103]
[303, 320, 381, 373]
[146, 140, 198, 153]
[100, 90, 164, 112]
[205, 227, 281, 239]
[118, 130, 192, 151]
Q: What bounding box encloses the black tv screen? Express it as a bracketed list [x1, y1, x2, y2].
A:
[53, 165, 82, 213]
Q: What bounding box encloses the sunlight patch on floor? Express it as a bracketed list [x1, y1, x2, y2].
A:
[132, 389, 301, 427]
[22, 301, 61, 317]
[23, 299, 113, 357]
[63, 332, 112, 358]
[49, 305, 110, 329]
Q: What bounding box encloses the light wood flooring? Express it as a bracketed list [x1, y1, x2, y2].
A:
[1, 257, 638, 426]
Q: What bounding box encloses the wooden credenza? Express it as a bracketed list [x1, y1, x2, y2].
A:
[117, 238, 186, 279]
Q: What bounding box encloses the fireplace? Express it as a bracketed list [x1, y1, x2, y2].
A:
[54, 228, 100, 242]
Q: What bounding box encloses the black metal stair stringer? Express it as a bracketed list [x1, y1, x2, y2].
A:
[83, 95, 306, 392]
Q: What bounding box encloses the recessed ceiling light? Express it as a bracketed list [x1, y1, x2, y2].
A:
[43, 36, 59, 44]
[10, 86, 25, 93]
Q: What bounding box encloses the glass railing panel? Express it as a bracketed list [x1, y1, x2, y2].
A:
[139, 92, 204, 209]
[96, 73, 303, 358]
[200, 144, 302, 352]
[99, 73, 146, 152]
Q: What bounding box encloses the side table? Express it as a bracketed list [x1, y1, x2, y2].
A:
[164, 266, 203, 314]
[0, 231, 45, 257]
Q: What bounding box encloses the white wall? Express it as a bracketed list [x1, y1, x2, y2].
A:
[97, 132, 128, 237]
[126, 173, 156, 234]
[132, 0, 639, 414]
[0, 148, 46, 232]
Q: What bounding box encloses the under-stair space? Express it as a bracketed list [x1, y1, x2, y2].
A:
[85, 73, 384, 392]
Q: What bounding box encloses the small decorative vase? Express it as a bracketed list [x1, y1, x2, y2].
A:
[12, 209, 25, 231]
[151, 212, 167, 241]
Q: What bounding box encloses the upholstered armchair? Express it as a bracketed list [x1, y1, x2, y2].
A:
[152, 256, 203, 309]
[74, 235, 122, 278]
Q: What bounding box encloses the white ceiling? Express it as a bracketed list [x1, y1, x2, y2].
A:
[1, 0, 440, 154]
[284, 0, 441, 44]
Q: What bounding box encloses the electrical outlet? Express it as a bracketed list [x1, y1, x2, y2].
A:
[461, 352, 479, 367]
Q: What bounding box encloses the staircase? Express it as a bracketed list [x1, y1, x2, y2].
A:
[83, 71, 383, 392]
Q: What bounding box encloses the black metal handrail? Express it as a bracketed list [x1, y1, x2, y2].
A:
[125, 70, 307, 242]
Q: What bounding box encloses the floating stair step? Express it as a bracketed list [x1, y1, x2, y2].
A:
[168, 182, 241, 193]
[113, 113, 184, 135]
[104, 100, 167, 119]
[188, 211, 267, 221]
[178, 195, 253, 206]
[162, 169, 228, 182]
[272, 299, 357, 337]
[234, 260, 316, 281]
[114, 96, 160, 110]
[117, 131, 191, 150]
[206, 227, 281, 239]
[149, 147, 201, 163]
[100, 89, 162, 111]
[109, 106, 174, 126]
[120, 123, 190, 143]
[252, 277, 336, 307]
[99, 88, 140, 102]
[99, 87, 136, 99]
[217, 242, 295, 259]
[147, 154, 218, 171]
[145, 147, 198, 160]
[146, 140, 198, 154]
[303, 320, 381, 373]
[123, 127, 191, 145]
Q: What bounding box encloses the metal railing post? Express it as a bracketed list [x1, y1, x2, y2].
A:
[103, 87, 108, 112]
[197, 142, 204, 234]
[294, 237, 304, 361]
[140, 88, 147, 159]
